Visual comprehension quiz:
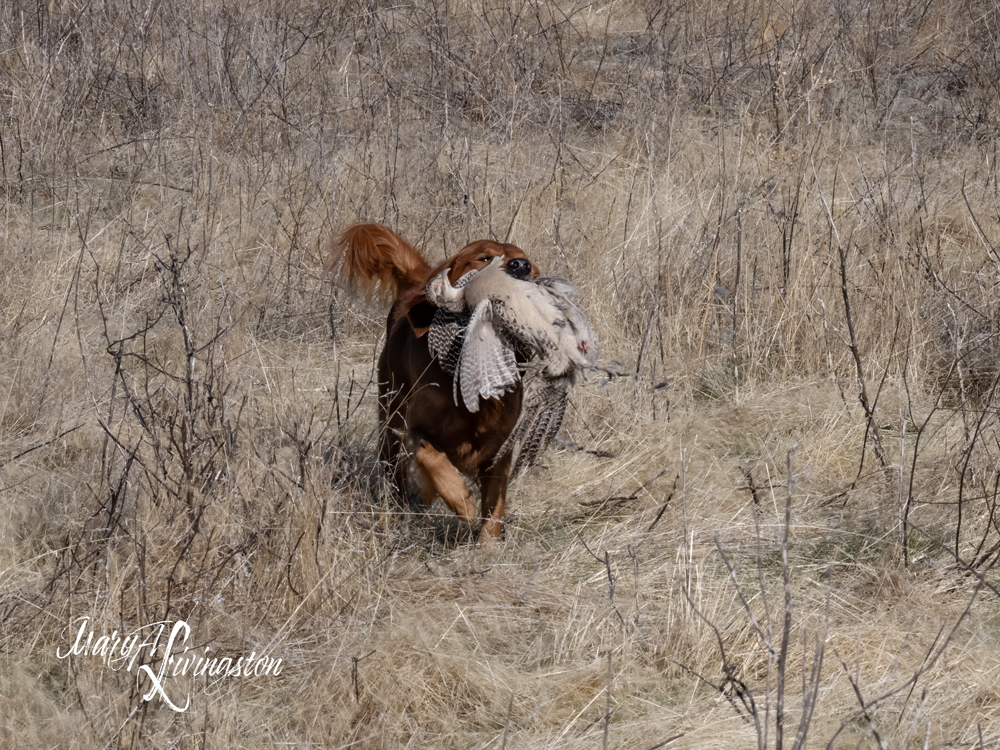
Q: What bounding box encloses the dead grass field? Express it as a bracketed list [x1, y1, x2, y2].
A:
[3, 0, 1000, 747]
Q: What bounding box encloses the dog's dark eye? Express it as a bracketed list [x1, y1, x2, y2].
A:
[479, 256, 491, 262]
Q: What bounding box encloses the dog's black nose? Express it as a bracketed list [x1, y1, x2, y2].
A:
[506, 257, 532, 280]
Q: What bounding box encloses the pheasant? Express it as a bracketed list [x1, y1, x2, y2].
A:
[426, 256, 598, 474]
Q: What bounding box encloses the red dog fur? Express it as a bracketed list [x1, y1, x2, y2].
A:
[326, 223, 539, 537]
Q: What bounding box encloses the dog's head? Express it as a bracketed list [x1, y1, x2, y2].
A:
[404, 240, 540, 336]
[444, 240, 539, 285]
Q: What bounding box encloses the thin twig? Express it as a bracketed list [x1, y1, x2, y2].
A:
[0, 424, 84, 469]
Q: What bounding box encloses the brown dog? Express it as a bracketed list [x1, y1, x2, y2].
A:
[326, 223, 539, 537]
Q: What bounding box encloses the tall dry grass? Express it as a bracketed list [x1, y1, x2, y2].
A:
[3, 0, 1000, 747]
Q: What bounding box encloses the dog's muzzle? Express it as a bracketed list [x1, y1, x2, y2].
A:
[505, 257, 532, 280]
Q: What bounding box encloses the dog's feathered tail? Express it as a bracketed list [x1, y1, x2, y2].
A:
[325, 223, 431, 299]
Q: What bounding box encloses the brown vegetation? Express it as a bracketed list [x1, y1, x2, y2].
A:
[2, 0, 1000, 747]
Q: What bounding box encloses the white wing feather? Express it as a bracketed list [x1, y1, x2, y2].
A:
[458, 300, 519, 412]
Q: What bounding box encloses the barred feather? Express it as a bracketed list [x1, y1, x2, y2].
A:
[496, 373, 572, 476]
[427, 308, 470, 376]
[458, 301, 519, 412]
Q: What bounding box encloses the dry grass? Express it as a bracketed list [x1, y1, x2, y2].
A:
[4, 0, 1000, 747]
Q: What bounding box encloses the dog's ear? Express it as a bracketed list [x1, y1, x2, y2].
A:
[407, 298, 437, 337]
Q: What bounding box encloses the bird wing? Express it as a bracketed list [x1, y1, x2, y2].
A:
[428, 308, 470, 375]
[457, 299, 520, 413]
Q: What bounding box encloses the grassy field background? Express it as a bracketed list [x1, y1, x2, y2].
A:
[4, 0, 1000, 747]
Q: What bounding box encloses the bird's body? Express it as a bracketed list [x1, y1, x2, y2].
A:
[425, 257, 598, 474]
